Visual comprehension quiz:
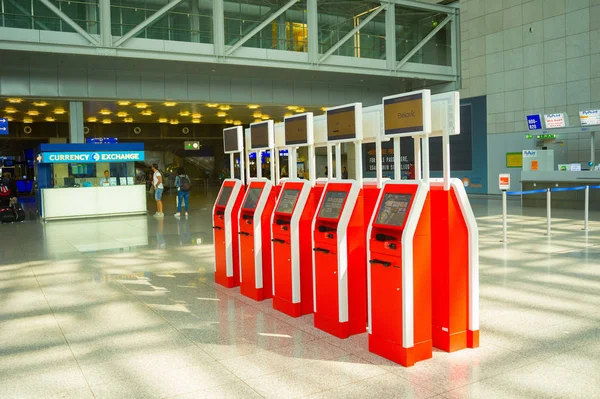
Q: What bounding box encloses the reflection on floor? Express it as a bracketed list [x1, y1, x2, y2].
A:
[0, 192, 599, 398]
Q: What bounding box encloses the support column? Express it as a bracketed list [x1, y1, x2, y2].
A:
[385, 2, 396, 71]
[86, 0, 98, 34]
[307, 0, 318, 64]
[190, 0, 200, 43]
[213, 0, 225, 57]
[69, 102, 85, 144]
[99, 0, 111, 47]
[277, 14, 287, 50]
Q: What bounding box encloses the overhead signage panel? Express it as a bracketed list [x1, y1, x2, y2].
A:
[544, 113, 568, 129]
[39, 151, 145, 163]
[526, 114, 543, 130]
[0, 118, 8, 135]
[579, 109, 600, 126]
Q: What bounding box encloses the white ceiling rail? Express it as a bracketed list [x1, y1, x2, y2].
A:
[224, 0, 299, 56]
[318, 4, 387, 64]
[113, 0, 183, 48]
[39, 0, 99, 46]
[396, 14, 452, 71]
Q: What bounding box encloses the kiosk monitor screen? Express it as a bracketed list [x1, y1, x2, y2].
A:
[223, 127, 240, 152]
[251, 122, 269, 149]
[285, 115, 308, 145]
[243, 187, 263, 209]
[217, 186, 233, 206]
[319, 190, 347, 219]
[375, 193, 413, 227]
[384, 94, 424, 135]
[276, 189, 300, 214]
[327, 106, 356, 141]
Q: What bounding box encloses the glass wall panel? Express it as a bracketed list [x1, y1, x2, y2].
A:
[396, 7, 451, 67]
[0, 0, 98, 33]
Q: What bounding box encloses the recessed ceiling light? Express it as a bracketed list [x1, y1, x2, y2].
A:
[99, 109, 111, 115]
[170, 119, 179, 125]
[117, 112, 128, 118]
[45, 116, 55, 122]
[191, 113, 202, 118]
[3, 116, 13, 121]
[284, 113, 293, 117]
[287, 106, 298, 110]
[141, 110, 153, 116]
[87, 117, 98, 122]
[27, 110, 40, 116]
[248, 104, 259, 109]
[261, 115, 270, 120]
[219, 105, 231, 111]
[320, 107, 328, 111]
[53, 108, 66, 115]
[124, 117, 133, 123]
[295, 107, 305, 113]
[192, 119, 201, 124]
[206, 103, 219, 108]
[252, 111, 262, 118]
[179, 111, 190, 117]
[158, 118, 168, 123]
[33, 101, 48, 107]
[7, 98, 22, 103]
[233, 120, 242, 126]
[4, 107, 17, 114]
[23, 117, 33, 124]
[164, 101, 177, 107]
[102, 118, 111, 124]
[254, 119, 262, 123]
[135, 103, 148, 109]
[225, 119, 234, 124]
[217, 111, 227, 117]
[117, 100, 131, 106]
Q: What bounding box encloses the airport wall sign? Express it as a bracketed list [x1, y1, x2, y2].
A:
[86, 137, 118, 144]
[544, 113, 568, 129]
[0, 118, 8, 135]
[38, 151, 145, 163]
[526, 114, 543, 130]
[579, 109, 600, 126]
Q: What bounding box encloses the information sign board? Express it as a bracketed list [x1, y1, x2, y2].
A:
[526, 114, 543, 130]
[579, 110, 600, 126]
[544, 113, 568, 129]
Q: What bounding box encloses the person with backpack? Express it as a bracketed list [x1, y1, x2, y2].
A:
[174, 166, 191, 218]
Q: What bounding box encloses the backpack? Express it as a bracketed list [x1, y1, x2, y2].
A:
[180, 175, 191, 192]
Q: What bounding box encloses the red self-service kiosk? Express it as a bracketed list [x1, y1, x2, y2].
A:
[272, 180, 323, 316]
[213, 126, 245, 288]
[312, 180, 368, 338]
[238, 120, 277, 301]
[238, 179, 276, 301]
[428, 91, 479, 352]
[367, 181, 432, 367]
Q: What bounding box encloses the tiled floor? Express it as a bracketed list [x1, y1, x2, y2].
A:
[1, 191, 599, 398]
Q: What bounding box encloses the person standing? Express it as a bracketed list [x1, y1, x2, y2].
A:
[342, 166, 348, 179]
[174, 166, 191, 218]
[152, 164, 164, 218]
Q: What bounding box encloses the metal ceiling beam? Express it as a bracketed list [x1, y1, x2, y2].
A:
[114, 0, 183, 47]
[319, 4, 387, 64]
[396, 14, 452, 70]
[389, 0, 458, 14]
[39, 0, 99, 46]
[224, 0, 299, 56]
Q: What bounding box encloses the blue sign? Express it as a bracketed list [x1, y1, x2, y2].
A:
[526, 114, 543, 130]
[38, 151, 145, 163]
[86, 137, 118, 144]
[0, 118, 8, 135]
[248, 149, 289, 159]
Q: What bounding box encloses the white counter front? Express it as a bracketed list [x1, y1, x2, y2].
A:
[42, 185, 147, 220]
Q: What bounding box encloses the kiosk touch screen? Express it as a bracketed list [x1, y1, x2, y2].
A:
[285, 115, 308, 145]
[251, 123, 269, 149]
[243, 187, 263, 209]
[375, 193, 413, 227]
[327, 107, 356, 141]
[318, 191, 347, 219]
[217, 186, 233, 206]
[276, 189, 300, 214]
[223, 128, 240, 152]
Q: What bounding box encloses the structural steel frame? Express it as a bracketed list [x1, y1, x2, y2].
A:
[1, 0, 460, 82]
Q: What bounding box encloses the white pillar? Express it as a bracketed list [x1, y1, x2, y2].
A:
[99, 0, 112, 47]
[69, 101, 85, 144]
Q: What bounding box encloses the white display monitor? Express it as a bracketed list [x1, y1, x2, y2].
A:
[284, 112, 314, 146]
[223, 126, 243, 153]
[382, 90, 432, 137]
[326, 103, 363, 143]
[250, 120, 275, 150]
[430, 91, 460, 137]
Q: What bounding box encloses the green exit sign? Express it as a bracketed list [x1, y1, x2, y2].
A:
[525, 134, 533, 139]
[536, 134, 556, 139]
[184, 141, 200, 150]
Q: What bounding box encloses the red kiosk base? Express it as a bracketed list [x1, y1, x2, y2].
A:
[430, 179, 479, 352]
